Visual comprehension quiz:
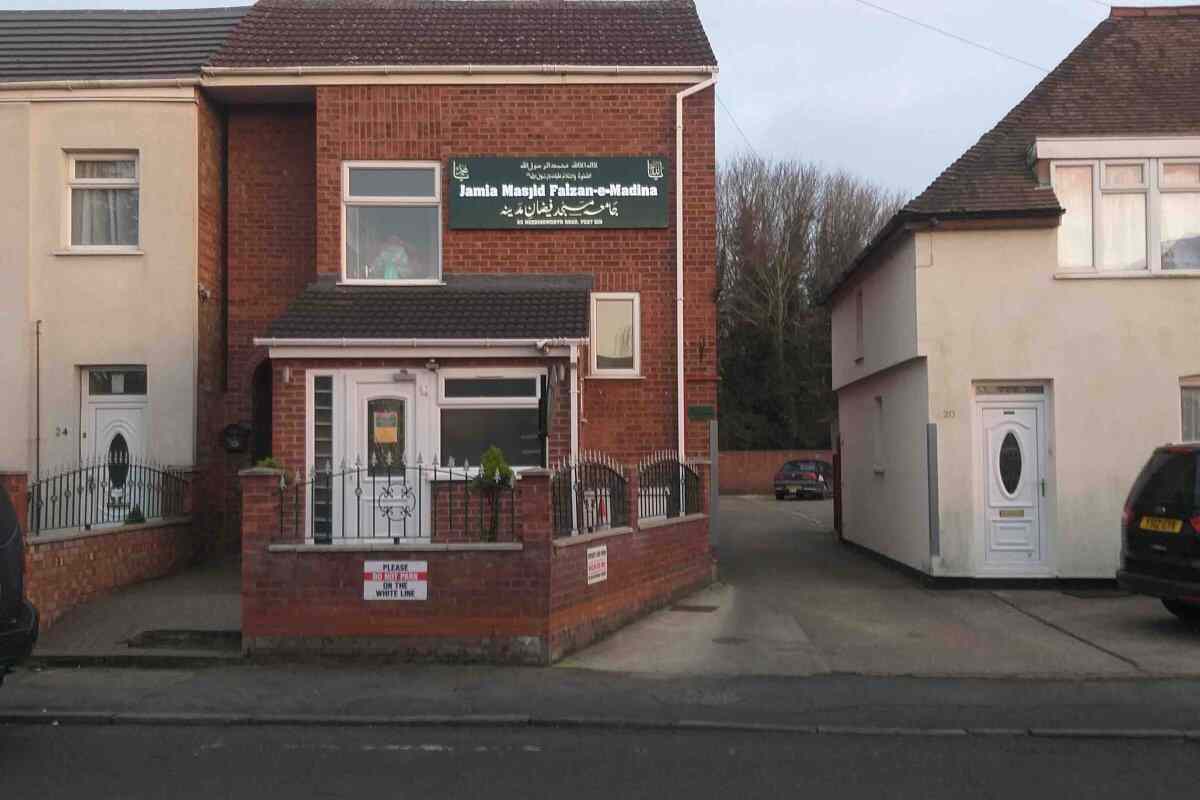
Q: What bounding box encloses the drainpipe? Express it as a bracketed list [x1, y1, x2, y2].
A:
[569, 344, 580, 466]
[35, 319, 41, 480]
[569, 343, 580, 533]
[675, 77, 716, 462]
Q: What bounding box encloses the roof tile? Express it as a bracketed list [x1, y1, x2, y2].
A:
[211, 0, 716, 69]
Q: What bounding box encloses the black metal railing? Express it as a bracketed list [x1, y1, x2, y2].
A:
[551, 452, 630, 537]
[280, 458, 517, 544]
[637, 452, 701, 521]
[27, 455, 188, 535]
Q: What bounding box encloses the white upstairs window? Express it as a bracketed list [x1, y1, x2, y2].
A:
[67, 152, 139, 251]
[1052, 157, 1200, 274]
[342, 161, 441, 284]
[590, 293, 641, 378]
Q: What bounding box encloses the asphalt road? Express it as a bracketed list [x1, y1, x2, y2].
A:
[3, 724, 1198, 799]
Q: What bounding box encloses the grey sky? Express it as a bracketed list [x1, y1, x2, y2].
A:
[2, 0, 1194, 199]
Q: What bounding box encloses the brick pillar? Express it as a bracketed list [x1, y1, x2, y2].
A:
[514, 469, 553, 544]
[239, 467, 285, 650]
[0, 471, 29, 531]
[626, 465, 640, 530]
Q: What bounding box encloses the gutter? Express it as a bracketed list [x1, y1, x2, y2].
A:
[252, 337, 588, 349]
[203, 64, 718, 77]
[674, 76, 716, 462]
[0, 78, 200, 91]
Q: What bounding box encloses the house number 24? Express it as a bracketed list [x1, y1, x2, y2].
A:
[942, 410, 956, 419]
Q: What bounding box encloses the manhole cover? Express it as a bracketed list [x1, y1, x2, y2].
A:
[671, 604, 719, 613]
[125, 629, 242, 652]
[711, 636, 748, 645]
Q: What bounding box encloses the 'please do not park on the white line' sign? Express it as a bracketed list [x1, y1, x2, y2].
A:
[363, 561, 428, 601]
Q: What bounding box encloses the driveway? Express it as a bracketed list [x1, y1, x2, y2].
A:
[561, 496, 1200, 677]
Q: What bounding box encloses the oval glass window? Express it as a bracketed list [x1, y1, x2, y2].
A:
[108, 433, 130, 489]
[998, 432, 1022, 495]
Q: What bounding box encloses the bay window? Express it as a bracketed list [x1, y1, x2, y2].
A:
[1052, 157, 1200, 274]
[343, 162, 441, 283]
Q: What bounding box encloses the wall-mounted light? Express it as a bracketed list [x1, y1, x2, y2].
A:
[425, 359, 439, 372]
[282, 366, 292, 385]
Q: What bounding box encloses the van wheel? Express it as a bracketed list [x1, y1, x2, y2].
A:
[1162, 599, 1200, 621]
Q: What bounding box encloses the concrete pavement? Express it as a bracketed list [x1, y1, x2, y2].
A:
[563, 497, 1200, 677]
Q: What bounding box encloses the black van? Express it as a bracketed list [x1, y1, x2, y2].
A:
[1117, 444, 1200, 621]
[0, 481, 38, 684]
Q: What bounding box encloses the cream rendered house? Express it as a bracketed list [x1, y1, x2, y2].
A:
[830, 7, 1200, 580]
[0, 9, 244, 485]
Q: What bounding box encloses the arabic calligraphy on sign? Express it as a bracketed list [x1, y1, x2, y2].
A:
[448, 156, 669, 229]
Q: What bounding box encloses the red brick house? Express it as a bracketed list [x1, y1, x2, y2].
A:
[202, 0, 720, 660]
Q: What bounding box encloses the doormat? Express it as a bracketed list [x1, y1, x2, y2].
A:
[1060, 589, 1131, 599]
[125, 629, 242, 652]
[670, 604, 719, 613]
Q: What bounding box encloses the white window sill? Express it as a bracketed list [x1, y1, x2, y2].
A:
[1054, 269, 1200, 280]
[53, 248, 144, 257]
[586, 373, 644, 381]
[338, 279, 445, 287]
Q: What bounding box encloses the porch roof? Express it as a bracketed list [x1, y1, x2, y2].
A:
[265, 273, 592, 341]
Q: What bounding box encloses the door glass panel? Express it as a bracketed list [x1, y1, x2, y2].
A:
[108, 433, 129, 489]
[367, 398, 405, 476]
[998, 432, 1022, 495]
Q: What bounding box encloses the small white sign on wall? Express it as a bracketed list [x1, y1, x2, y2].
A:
[363, 560, 428, 601]
[586, 545, 608, 585]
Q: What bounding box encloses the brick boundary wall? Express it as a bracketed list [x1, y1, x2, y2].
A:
[240, 464, 713, 664]
[719, 450, 834, 495]
[548, 467, 714, 661]
[25, 519, 196, 629]
[2, 471, 200, 630]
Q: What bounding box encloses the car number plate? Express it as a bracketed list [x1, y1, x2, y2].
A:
[1139, 516, 1183, 534]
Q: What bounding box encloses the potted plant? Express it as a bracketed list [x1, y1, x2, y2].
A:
[473, 446, 513, 542]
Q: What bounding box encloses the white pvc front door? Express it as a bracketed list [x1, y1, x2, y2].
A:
[81, 369, 148, 527]
[348, 375, 426, 541]
[979, 404, 1046, 572]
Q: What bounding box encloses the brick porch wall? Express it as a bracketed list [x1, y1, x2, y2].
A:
[239, 462, 712, 663]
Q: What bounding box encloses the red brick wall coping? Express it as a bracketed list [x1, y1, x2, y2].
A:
[551, 526, 634, 549]
[27, 517, 191, 547]
[268, 542, 523, 553]
[639, 512, 708, 531]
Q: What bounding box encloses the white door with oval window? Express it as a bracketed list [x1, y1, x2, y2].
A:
[80, 367, 148, 527]
[978, 402, 1048, 575]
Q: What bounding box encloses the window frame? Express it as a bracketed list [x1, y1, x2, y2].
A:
[589, 292, 642, 378]
[64, 151, 141, 254]
[436, 367, 547, 470]
[340, 160, 443, 286]
[1051, 157, 1200, 275]
[1181, 376, 1200, 443]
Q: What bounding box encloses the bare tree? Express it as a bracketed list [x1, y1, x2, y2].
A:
[717, 156, 905, 449]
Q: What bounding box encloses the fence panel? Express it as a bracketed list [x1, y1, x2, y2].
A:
[551, 453, 629, 537]
[637, 452, 701, 522]
[27, 455, 187, 535]
[278, 460, 517, 544]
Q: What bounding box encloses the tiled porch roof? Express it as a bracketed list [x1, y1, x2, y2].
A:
[265, 274, 593, 341]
